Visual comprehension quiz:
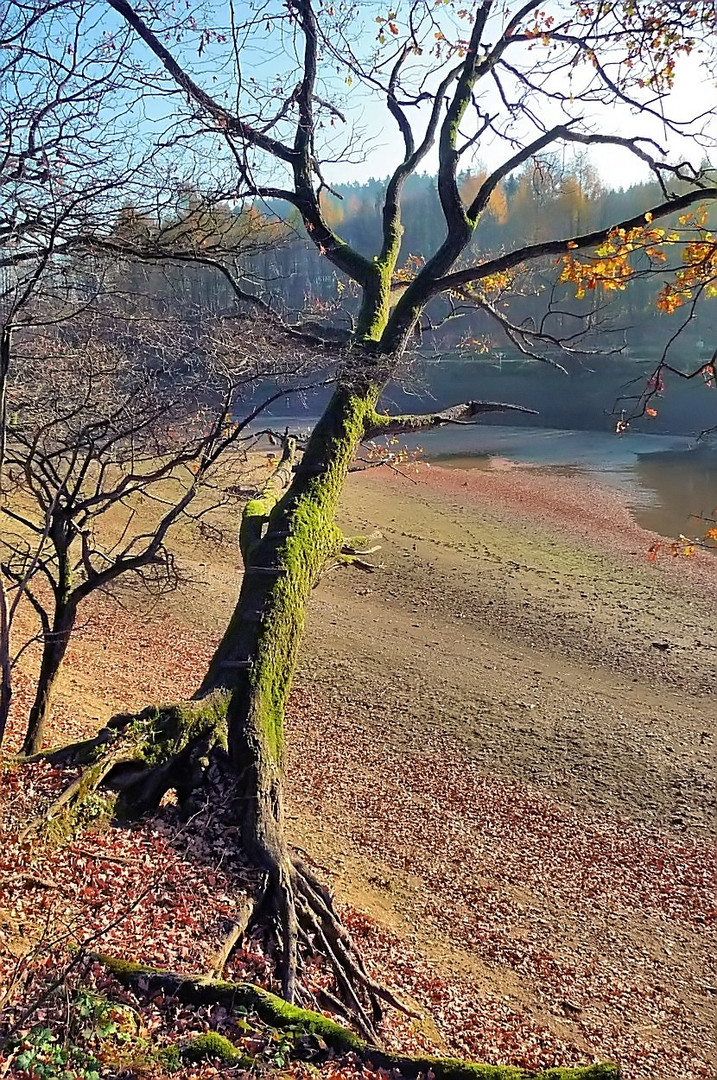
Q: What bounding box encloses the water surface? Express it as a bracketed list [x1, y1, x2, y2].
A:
[253, 417, 717, 544]
[415, 426, 717, 543]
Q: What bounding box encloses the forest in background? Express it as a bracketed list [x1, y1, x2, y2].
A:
[114, 159, 717, 368]
[104, 162, 717, 436]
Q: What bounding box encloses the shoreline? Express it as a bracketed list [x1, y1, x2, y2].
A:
[380, 457, 717, 589]
[303, 460, 716, 830]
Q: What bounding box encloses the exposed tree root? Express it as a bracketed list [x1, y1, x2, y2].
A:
[95, 955, 620, 1080]
[30, 696, 230, 827]
[25, 702, 414, 1040]
[19, 742, 135, 840]
[290, 855, 420, 1041]
[208, 896, 257, 978]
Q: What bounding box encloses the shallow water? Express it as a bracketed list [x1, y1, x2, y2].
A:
[420, 425, 717, 543]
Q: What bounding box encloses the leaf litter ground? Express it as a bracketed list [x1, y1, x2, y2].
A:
[1, 467, 715, 1080]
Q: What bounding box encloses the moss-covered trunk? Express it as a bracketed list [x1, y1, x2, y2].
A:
[22, 599, 76, 756]
[197, 381, 381, 851]
[34, 304, 395, 1008]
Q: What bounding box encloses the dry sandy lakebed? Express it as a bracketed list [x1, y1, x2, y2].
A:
[4, 458, 716, 1079]
[292, 463, 717, 1079]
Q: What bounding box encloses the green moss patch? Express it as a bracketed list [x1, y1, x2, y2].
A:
[132, 696, 229, 771]
[96, 957, 620, 1080]
[183, 1032, 253, 1067]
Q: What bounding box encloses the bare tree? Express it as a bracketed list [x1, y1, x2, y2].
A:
[0, 0, 321, 746]
[17, 0, 717, 1040]
[0, 288, 324, 753]
[1, 0, 156, 736]
[0, 264, 12, 739]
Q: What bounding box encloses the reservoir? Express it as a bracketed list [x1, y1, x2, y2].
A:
[254, 418, 717, 545]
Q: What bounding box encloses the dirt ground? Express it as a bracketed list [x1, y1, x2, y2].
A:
[288, 464, 717, 1079]
[302, 463, 717, 835]
[3, 458, 715, 1078]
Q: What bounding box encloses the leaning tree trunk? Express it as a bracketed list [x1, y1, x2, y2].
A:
[191, 381, 383, 999]
[28, 379, 531, 1029]
[22, 599, 77, 756]
[31, 381, 389, 1010]
[197, 383, 380, 839]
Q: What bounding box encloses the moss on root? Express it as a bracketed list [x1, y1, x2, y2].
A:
[98, 954, 363, 1054]
[130, 695, 229, 771]
[27, 694, 231, 843]
[383, 1061, 526, 1080]
[37, 760, 118, 846]
[95, 956, 158, 978]
[246, 987, 364, 1053]
[42, 795, 114, 847]
[96, 957, 619, 1080]
[536, 1069, 620, 1080]
[373, 1057, 619, 1080]
[183, 1032, 253, 1067]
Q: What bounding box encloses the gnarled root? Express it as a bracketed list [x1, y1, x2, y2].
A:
[24, 698, 413, 1040]
[24, 695, 230, 838]
[233, 787, 413, 1041]
[95, 955, 621, 1080]
[249, 848, 418, 1042]
[293, 856, 418, 1039]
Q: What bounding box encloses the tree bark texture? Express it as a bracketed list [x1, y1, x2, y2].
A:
[22, 600, 76, 755]
[196, 382, 382, 851]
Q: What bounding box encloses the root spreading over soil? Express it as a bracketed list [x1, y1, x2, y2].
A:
[2, 462, 715, 1079]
